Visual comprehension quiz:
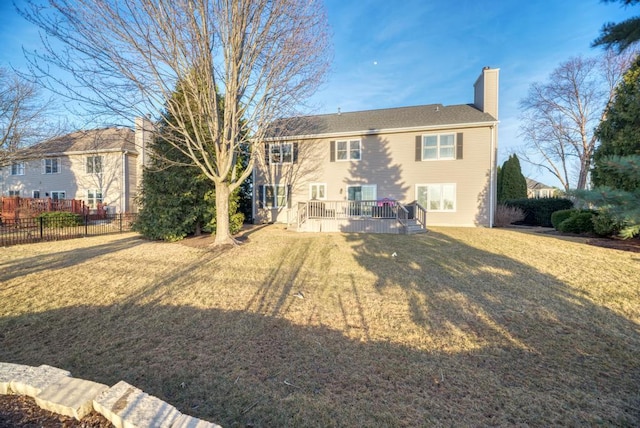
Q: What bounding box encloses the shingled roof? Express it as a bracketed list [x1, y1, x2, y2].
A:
[17, 127, 135, 158]
[268, 103, 497, 138]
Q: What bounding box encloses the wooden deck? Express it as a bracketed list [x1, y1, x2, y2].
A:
[296, 200, 427, 234]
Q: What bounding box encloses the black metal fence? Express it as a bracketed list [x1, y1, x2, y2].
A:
[0, 213, 138, 247]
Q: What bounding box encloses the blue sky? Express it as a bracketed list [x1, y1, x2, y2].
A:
[0, 0, 635, 186]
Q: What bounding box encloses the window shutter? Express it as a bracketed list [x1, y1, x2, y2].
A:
[330, 141, 335, 162]
[287, 185, 292, 208]
[293, 142, 299, 163]
[265, 143, 270, 165]
[257, 185, 264, 208]
[456, 133, 463, 160]
[415, 136, 422, 161]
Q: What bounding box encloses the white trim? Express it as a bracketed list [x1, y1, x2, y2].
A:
[416, 183, 456, 212]
[265, 121, 499, 141]
[420, 133, 456, 161]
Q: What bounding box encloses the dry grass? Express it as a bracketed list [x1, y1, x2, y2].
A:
[1, 225, 639, 427]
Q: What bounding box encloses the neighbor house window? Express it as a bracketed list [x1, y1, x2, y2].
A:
[263, 184, 287, 208]
[336, 139, 361, 161]
[309, 183, 327, 200]
[51, 191, 66, 200]
[422, 134, 455, 160]
[87, 189, 103, 208]
[8, 190, 20, 196]
[11, 162, 25, 176]
[86, 156, 103, 174]
[43, 158, 61, 174]
[269, 142, 293, 164]
[416, 184, 456, 211]
[32, 190, 40, 198]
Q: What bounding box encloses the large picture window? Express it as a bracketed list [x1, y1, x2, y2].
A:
[422, 134, 455, 160]
[263, 184, 287, 208]
[416, 184, 456, 211]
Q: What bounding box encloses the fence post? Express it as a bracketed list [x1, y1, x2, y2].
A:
[85, 214, 89, 236]
[119, 213, 123, 232]
[39, 216, 43, 239]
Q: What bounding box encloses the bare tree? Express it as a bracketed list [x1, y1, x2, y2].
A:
[518, 50, 635, 191]
[19, 0, 330, 245]
[0, 68, 54, 166]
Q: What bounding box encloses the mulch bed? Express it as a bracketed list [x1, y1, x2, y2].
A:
[0, 394, 113, 428]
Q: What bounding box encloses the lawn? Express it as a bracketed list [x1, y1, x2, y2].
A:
[0, 225, 638, 427]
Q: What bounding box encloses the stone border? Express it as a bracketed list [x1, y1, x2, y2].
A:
[0, 362, 221, 428]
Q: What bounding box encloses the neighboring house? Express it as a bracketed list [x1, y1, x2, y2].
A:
[254, 67, 499, 232]
[526, 178, 558, 199]
[0, 117, 153, 214]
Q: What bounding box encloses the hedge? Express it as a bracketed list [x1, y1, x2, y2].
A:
[503, 198, 574, 227]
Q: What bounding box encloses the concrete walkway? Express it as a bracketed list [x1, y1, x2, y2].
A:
[0, 362, 220, 427]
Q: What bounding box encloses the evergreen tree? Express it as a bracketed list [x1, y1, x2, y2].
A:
[496, 165, 503, 203]
[134, 84, 245, 241]
[593, 54, 640, 191]
[498, 154, 528, 202]
[575, 155, 640, 238]
[593, 1, 640, 52]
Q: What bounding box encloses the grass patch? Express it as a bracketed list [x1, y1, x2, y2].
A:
[1, 226, 639, 426]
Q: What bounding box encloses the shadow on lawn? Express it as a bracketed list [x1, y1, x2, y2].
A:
[0, 230, 638, 427]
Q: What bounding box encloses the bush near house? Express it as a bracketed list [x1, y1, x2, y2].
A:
[592, 208, 626, 237]
[494, 204, 526, 227]
[556, 211, 596, 234]
[504, 197, 573, 227]
[551, 209, 579, 230]
[37, 212, 83, 228]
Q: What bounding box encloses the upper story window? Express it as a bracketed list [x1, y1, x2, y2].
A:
[268, 142, 298, 164]
[336, 139, 361, 161]
[43, 158, 61, 174]
[10, 162, 25, 176]
[422, 134, 455, 160]
[86, 155, 103, 174]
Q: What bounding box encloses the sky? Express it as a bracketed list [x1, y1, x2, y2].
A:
[0, 0, 635, 187]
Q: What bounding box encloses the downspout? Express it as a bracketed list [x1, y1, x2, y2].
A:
[251, 167, 256, 223]
[489, 125, 496, 228]
[122, 150, 128, 214]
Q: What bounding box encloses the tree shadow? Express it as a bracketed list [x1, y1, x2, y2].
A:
[1, 231, 638, 426]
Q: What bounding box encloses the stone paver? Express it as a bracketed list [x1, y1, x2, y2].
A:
[10, 364, 71, 398]
[93, 380, 181, 428]
[35, 376, 108, 420]
[0, 362, 29, 394]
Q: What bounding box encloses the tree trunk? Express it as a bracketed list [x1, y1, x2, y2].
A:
[213, 180, 236, 246]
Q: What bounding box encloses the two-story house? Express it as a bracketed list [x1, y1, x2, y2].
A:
[1, 117, 153, 214]
[253, 67, 499, 232]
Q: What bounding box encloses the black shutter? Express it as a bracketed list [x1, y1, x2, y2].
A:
[456, 133, 463, 160]
[257, 185, 264, 208]
[415, 136, 422, 161]
[287, 185, 292, 208]
[293, 142, 299, 163]
[330, 141, 335, 162]
[265, 143, 270, 165]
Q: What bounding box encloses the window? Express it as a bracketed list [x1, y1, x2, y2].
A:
[263, 184, 287, 208]
[8, 190, 20, 196]
[32, 190, 40, 199]
[336, 139, 361, 161]
[347, 184, 376, 201]
[87, 189, 103, 208]
[269, 142, 293, 164]
[309, 183, 327, 200]
[86, 156, 103, 174]
[43, 158, 61, 174]
[422, 134, 455, 160]
[51, 191, 66, 200]
[416, 184, 456, 211]
[11, 162, 25, 176]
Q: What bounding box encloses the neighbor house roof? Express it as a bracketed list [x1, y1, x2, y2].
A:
[267, 103, 497, 139]
[526, 178, 555, 190]
[16, 127, 136, 158]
